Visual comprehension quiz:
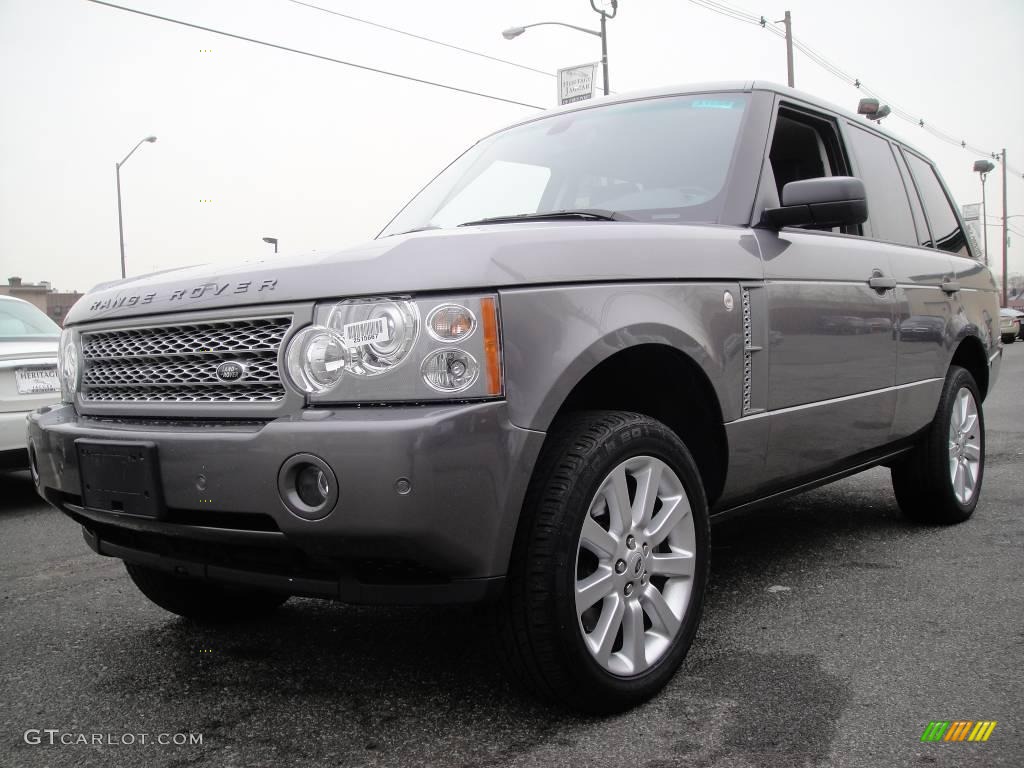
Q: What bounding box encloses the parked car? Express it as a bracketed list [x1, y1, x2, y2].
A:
[0, 295, 61, 469]
[28, 81, 1001, 712]
[1000, 307, 1023, 343]
[1003, 307, 1024, 342]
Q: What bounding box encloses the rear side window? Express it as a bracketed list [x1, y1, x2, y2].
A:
[903, 152, 971, 256]
[892, 148, 930, 244]
[846, 126, 917, 246]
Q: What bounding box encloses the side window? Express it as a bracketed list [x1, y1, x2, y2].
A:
[845, 125, 917, 246]
[892, 148, 930, 244]
[903, 152, 971, 256]
[768, 107, 853, 232]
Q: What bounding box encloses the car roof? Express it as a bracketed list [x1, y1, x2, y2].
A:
[497, 80, 931, 162]
[0, 294, 32, 304]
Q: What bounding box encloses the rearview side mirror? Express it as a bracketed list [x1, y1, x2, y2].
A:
[760, 176, 868, 229]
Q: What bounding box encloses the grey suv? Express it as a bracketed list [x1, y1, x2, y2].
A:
[28, 81, 1001, 712]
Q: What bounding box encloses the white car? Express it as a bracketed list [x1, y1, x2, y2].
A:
[1000, 307, 1022, 344]
[0, 295, 61, 469]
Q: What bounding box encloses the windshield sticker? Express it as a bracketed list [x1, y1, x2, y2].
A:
[690, 99, 741, 109]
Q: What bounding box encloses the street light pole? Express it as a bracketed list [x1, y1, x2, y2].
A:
[590, 0, 618, 96]
[116, 164, 126, 279]
[599, 9, 609, 95]
[973, 160, 995, 266]
[782, 11, 795, 87]
[503, 1, 616, 96]
[981, 175, 990, 266]
[262, 237, 279, 254]
[115, 135, 157, 279]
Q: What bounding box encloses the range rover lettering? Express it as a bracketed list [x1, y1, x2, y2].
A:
[29, 82, 1001, 712]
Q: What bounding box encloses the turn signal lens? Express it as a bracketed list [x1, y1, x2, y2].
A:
[480, 297, 502, 396]
[426, 303, 476, 342]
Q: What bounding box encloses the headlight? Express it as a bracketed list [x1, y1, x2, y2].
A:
[58, 329, 79, 403]
[285, 294, 502, 402]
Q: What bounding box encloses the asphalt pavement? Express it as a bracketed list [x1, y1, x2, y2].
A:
[1, 346, 1021, 768]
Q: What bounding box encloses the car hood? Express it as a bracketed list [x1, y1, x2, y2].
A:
[66, 222, 760, 326]
[0, 339, 59, 360]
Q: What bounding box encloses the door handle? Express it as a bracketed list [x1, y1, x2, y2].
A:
[941, 280, 961, 294]
[868, 276, 897, 291]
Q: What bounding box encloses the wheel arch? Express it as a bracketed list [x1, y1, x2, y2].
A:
[544, 342, 729, 507]
[949, 334, 990, 400]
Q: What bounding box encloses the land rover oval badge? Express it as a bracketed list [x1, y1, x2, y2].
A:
[215, 361, 246, 382]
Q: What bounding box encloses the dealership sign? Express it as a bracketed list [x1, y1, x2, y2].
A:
[557, 62, 599, 105]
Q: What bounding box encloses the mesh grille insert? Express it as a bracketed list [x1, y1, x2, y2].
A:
[79, 316, 291, 406]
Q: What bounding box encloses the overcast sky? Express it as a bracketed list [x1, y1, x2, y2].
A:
[2, 0, 1023, 293]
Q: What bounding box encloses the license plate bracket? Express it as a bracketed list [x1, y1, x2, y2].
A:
[76, 440, 164, 518]
[15, 366, 60, 395]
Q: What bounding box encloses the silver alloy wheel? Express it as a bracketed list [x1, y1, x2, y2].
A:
[574, 456, 696, 677]
[948, 387, 982, 505]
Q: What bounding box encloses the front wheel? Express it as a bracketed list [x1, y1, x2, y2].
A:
[891, 366, 984, 524]
[125, 563, 289, 622]
[495, 411, 710, 713]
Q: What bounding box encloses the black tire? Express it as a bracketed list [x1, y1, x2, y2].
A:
[1001, 334, 1016, 345]
[891, 366, 984, 524]
[494, 411, 710, 713]
[125, 563, 289, 622]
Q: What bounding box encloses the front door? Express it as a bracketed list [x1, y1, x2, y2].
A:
[754, 103, 898, 488]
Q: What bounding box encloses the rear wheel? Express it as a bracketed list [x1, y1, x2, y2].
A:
[125, 563, 289, 622]
[1001, 333, 1016, 345]
[495, 411, 710, 713]
[891, 366, 984, 524]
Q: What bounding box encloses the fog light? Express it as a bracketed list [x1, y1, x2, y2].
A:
[296, 465, 330, 507]
[277, 454, 338, 520]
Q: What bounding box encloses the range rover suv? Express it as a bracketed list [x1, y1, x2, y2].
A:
[29, 81, 1001, 712]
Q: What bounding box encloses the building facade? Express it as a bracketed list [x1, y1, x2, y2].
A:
[0, 277, 84, 327]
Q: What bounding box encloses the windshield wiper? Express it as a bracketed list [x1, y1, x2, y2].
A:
[457, 209, 630, 227]
[384, 225, 441, 237]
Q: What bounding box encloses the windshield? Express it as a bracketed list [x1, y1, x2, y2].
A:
[0, 299, 61, 340]
[379, 93, 750, 236]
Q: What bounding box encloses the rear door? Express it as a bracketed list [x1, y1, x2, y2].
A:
[842, 125, 956, 441]
[753, 102, 898, 487]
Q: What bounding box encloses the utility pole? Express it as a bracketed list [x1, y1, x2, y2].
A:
[783, 11, 795, 87]
[1001, 148, 1008, 307]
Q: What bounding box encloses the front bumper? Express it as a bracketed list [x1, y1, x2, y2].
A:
[28, 402, 544, 603]
[1, 411, 32, 466]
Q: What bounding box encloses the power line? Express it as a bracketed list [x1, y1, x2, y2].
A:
[285, 0, 555, 79]
[85, 0, 545, 111]
[684, 0, 1023, 179]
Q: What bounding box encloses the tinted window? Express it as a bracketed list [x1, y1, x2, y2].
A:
[903, 152, 970, 256]
[379, 94, 750, 236]
[892, 148, 930, 244]
[846, 126, 917, 245]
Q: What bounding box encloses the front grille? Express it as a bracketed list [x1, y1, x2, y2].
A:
[79, 316, 291, 406]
